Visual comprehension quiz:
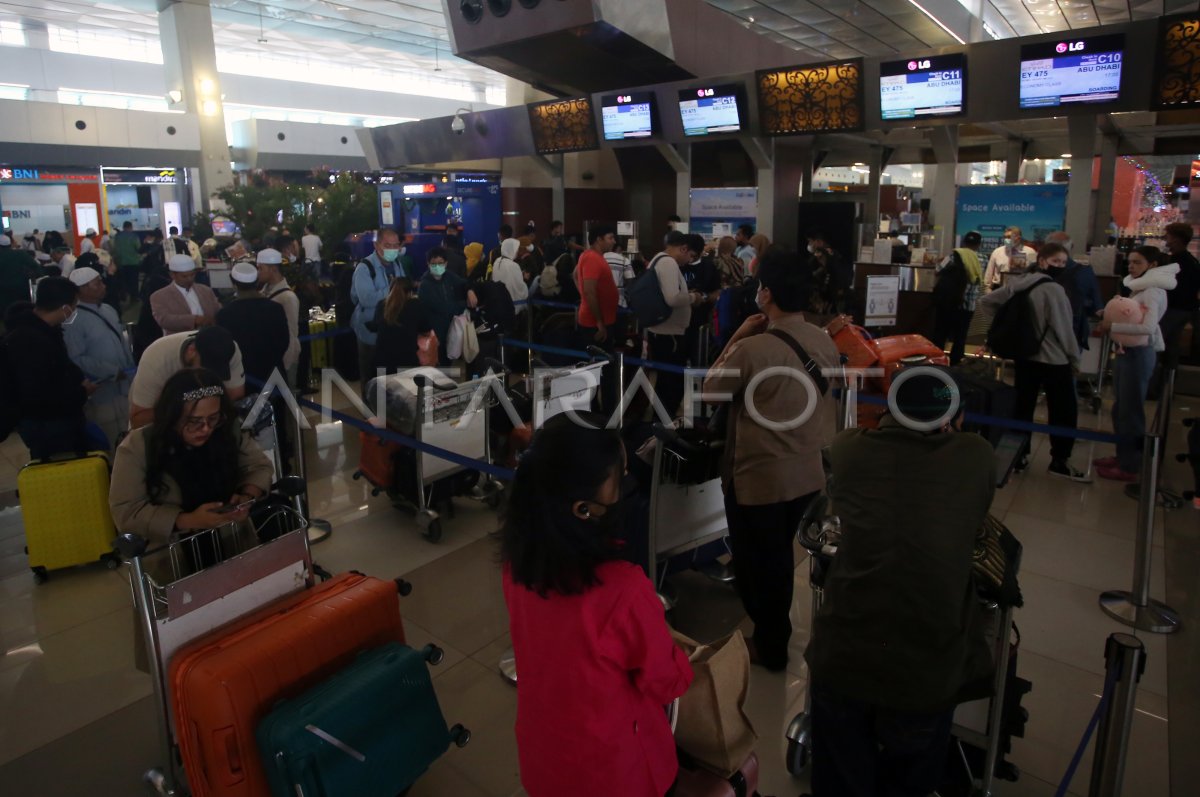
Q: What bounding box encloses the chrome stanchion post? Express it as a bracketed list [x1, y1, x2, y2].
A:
[1098, 372, 1180, 632]
[527, 302, 535, 373]
[1088, 633, 1146, 797]
[292, 401, 332, 545]
[616, 351, 626, 430]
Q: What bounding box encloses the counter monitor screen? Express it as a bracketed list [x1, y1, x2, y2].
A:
[600, 92, 656, 141]
[1020, 34, 1123, 109]
[879, 54, 965, 120]
[678, 84, 744, 136]
[211, 219, 239, 237]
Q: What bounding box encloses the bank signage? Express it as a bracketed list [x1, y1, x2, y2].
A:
[0, 167, 98, 182]
[102, 169, 178, 184]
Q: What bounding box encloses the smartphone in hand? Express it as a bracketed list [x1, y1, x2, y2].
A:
[214, 499, 256, 514]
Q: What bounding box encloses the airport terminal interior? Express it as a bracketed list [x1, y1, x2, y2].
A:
[2, 0, 1200, 795]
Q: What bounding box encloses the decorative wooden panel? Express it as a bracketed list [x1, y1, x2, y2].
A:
[1155, 14, 1200, 109]
[756, 60, 864, 136]
[527, 97, 599, 155]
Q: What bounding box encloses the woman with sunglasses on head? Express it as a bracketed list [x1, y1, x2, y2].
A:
[499, 413, 693, 797]
[109, 367, 274, 547]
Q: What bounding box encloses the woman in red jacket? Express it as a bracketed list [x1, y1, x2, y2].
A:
[499, 414, 693, 797]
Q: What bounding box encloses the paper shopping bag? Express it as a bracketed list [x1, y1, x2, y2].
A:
[671, 630, 759, 777]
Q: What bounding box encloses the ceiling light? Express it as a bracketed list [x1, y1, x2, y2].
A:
[199, 78, 215, 95]
[1061, 153, 1071, 158]
[904, 0, 965, 45]
[202, 99, 219, 116]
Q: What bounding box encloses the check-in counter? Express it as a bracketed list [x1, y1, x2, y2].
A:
[849, 262, 939, 339]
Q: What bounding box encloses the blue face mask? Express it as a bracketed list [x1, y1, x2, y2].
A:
[381, 247, 401, 263]
[428, 263, 447, 278]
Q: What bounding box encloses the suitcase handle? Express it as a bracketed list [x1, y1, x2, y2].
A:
[213, 727, 245, 785]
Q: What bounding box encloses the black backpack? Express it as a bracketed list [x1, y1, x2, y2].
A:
[932, 255, 968, 311]
[625, 253, 674, 327]
[473, 280, 516, 335]
[986, 277, 1052, 360]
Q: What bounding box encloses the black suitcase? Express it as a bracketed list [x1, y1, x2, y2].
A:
[951, 362, 1016, 448]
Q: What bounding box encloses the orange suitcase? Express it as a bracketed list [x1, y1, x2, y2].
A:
[169, 572, 405, 797]
[353, 429, 404, 496]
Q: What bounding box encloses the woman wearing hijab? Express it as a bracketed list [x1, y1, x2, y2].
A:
[492, 237, 530, 307]
[747, 233, 771, 275]
[714, 236, 746, 287]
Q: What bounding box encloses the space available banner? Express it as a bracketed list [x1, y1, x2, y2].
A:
[689, 187, 757, 236]
[955, 184, 1068, 251]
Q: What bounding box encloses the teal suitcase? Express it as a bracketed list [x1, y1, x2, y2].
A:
[256, 642, 469, 797]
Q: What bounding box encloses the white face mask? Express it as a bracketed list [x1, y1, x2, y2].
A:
[62, 306, 78, 326]
[806, 244, 815, 254]
[527, 244, 534, 253]
[755, 287, 767, 312]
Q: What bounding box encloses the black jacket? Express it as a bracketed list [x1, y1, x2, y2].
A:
[216, 296, 290, 386]
[373, 298, 432, 372]
[3, 303, 87, 419]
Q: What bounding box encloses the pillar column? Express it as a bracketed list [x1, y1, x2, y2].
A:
[158, 0, 230, 212]
[1005, 139, 1025, 184]
[863, 147, 885, 243]
[1092, 131, 1119, 248]
[929, 126, 960, 254]
[1065, 115, 1097, 248]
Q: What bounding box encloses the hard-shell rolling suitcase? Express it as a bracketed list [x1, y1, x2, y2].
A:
[170, 572, 405, 797]
[354, 430, 402, 496]
[257, 642, 469, 797]
[951, 362, 1018, 448]
[308, 313, 332, 370]
[674, 752, 760, 797]
[18, 451, 119, 582]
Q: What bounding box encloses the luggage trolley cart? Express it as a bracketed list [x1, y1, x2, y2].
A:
[647, 425, 729, 603]
[115, 493, 316, 797]
[783, 496, 1024, 797]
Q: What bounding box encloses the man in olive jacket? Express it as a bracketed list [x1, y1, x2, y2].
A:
[805, 367, 996, 797]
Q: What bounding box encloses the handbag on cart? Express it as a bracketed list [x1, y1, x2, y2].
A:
[973, 514, 1023, 608]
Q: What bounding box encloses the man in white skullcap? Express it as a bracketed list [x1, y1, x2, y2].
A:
[256, 248, 301, 388]
[149, 252, 220, 334]
[63, 266, 135, 449]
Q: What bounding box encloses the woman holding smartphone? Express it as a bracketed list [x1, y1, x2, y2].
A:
[110, 367, 274, 548]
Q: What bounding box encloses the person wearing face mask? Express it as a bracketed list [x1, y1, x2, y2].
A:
[418, 246, 478, 364]
[500, 413, 693, 797]
[703, 249, 838, 671]
[983, 225, 1037, 290]
[351, 228, 406, 392]
[1044, 231, 1103, 353]
[980, 242, 1086, 481]
[2, 276, 102, 459]
[63, 267, 136, 451]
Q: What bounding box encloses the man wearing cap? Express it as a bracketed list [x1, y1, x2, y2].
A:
[79, 228, 97, 256]
[63, 266, 135, 450]
[150, 254, 220, 335]
[351, 228, 405, 392]
[128, 327, 246, 429]
[805, 367, 995, 797]
[256, 248, 302, 387]
[217, 262, 290, 389]
[0, 233, 41, 330]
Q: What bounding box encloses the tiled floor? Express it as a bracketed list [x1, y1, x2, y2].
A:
[0, 383, 1196, 796]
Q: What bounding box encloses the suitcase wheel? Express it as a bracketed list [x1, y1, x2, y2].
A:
[31, 566, 48, 585]
[450, 724, 471, 748]
[424, 519, 443, 543]
[786, 736, 810, 776]
[352, 470, 362, 481]
[423, 644, 445, 666]
[394, 578, 413, 597]
[102, 552, 121, 570]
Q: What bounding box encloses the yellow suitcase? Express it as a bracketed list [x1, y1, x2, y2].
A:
[18, 452, 119, 583]
[309, 315, 332, 371]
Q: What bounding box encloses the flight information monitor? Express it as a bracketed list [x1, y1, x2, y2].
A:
[879, 54, 965, 120]
[600, 92, 656, 141]
[1020, 34, 1123, 109]
[678, 84, 744, 136]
